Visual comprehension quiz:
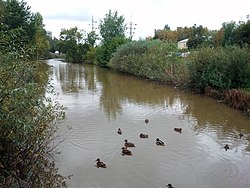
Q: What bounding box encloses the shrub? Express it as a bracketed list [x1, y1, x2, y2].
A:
[0, 52, 68, 187]
[188, 46, 250, 92]
[95, 37, 128, 67]
[109, 40, 189, 85]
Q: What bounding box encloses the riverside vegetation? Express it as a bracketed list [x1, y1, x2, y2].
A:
[108, 40, 250, 116]
[0, 0, 68, 187]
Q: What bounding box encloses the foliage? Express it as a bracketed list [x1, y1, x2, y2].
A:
[32, 12, 50, 58]
[95, 36, 128, 67]
[99, 10, 126, 43]
[0, 51, 68, 187]
[187, 24, 209, 49]
[85, 47, 96, 64]
[235, 19, 250, 46]
[94, 10, 127, 67]
[221, 21, 237, 46]
[0, 0, 50, 60]
[188, 46, 250, 92]
[109, 40, 189, 85]
[49, 37, 60, 53]
[85, 31, 99, 47]
[58, 27, 87, 63]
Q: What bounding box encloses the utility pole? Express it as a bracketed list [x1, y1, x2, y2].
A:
[90, 16, 97, 32]
[128, 21, 137, 39]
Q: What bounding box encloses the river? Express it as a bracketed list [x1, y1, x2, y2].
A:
[44, 59, 250, 188]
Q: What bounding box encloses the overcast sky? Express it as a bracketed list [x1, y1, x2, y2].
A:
[25, 0, 249, 39]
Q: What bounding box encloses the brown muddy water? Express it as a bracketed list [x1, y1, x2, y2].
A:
[45, 59, 250, 188]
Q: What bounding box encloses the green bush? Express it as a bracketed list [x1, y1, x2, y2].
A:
[95, 37, 129, 67]
[0, 52, 68, 187]
[188, 46, 250, 92]
[109, 40, 189, 85]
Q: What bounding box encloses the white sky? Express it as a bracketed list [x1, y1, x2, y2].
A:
[25, 0, 250, 39]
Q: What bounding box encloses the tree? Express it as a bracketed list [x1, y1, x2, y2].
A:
[235, 19, 250, 46]
[95, 36, 128, 67]
[3, 0, 35, 41]
[95, 10, 127, 67]
[99, 10, 126, 43]
[58, 27, 86, 62]
[0, 0, 50, 59]
[221, 21, 237, 46]
[32, 12, 50, 58]
[85, 31, 99, 47]
[187, 24, 209, 49]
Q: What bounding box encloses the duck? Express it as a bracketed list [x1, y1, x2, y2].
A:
[117, 128, 122, 135]
[167, 183, 174, 188]
[145, 119, 149, 124]
[239, 133, 244, 139]
[95, 158, 107, 168]
[124, 139, 135, 147]
[121, 147, 132, 156]
[174, 128, 182, 133]
[156, 138, 165, 146]
[140, 133, 149, 138]
[224, 144, 229, 151]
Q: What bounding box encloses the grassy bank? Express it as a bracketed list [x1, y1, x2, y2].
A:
[109, 40, 250, 116]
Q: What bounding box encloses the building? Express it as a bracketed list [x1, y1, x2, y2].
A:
[46, 31, 52, 38]
[177, 39, 188, 49]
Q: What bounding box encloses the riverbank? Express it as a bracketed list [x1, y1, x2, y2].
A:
[108, 40, 250, 117]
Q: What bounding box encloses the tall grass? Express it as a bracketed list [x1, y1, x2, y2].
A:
[109, 40, 189, 85]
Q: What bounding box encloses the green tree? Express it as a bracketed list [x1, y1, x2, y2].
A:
[221, 21, 237, 46]
[235, 19, 250, 46]
[187, 24, 209, 49]
[58, 27, 86, 63]
[32, 12, 50, 59]
[95, 36, 128, 67]
[86, 31, 99, 47]
[95, 10, 127, 67]
[3, 0, 35, 41]
[99, 10, 126, 43]
[0, 0, 50, 59]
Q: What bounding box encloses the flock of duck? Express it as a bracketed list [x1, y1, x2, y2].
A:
[94, 118, 245, 187]
[95, 118, 182, 188]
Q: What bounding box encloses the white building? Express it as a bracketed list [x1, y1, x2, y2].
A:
[177, 39, 188, 49]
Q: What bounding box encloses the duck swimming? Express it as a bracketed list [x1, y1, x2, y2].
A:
[156, 138, 165, 146]
[121, 147, 132, 156]
[239, 133, 243, 139]
[124, 139, 136, 147]
[145, 119, 149, 124]
[140, 133, 149, 138]
[224, 144, 229, 151]
[167, 183, 174, 188]
[174, 128, 182, 133]
[95, 158, 107, 168]
[117, 128, 122, 135]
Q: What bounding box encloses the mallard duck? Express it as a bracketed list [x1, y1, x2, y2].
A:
[124, 139, 135, 147]
[117, 128, 122, 135]
[95, 158, 107, 168]
[145, 119, 149, 124]
[239, 133, 244, 139]
[167, 183, 174, 188]
[121, 147, 132, 156]
[140, 133, 149, 138]
[224, 144, 229, 151]
[174, 128, 182, 133]
[156, 138, 165, 146]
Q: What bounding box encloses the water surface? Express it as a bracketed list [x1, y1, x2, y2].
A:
[45, 59, 250, 188]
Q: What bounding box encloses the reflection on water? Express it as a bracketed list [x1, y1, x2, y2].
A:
[44, 59, 250, 188]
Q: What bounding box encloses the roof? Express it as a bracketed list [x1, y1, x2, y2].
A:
[178, 39, 189, 43]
